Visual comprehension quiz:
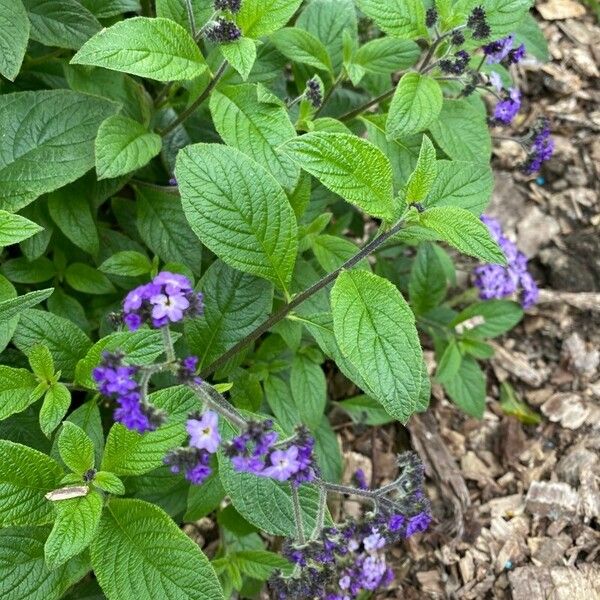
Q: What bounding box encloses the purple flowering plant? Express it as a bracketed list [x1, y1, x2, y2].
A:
[0, 0, 552, 597]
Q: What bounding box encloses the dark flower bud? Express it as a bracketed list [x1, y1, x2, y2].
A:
[205, 17, 242, 43]
[425, 7, 438, 28]
[305, 77, 323, 108]
[451, 30, 465, 46]
[467, 6, 486, 27]
[439, 59, 454, 74]
[472, 22, 491, 39]
[213, 0, 242, 13]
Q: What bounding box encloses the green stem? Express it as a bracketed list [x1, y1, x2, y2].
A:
[290, 485, 306, 544]
[159, 61, 228, 136]
[314, 71, 345, 118]
[311, 484, 328, 540]
[193, 383, 247, 429]
[184, 0, 197, 38]
[200, 218, 407, 378]
[445, 287, 480, 308]
[338, 87, 396, 123]
[161, 327, 176, 363]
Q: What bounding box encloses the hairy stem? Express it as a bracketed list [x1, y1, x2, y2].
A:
[192, 382, 247, 429]
[339, 87, 396, 123]
[200, 218, 406, 378]
[311, 484, 328, 540]
[184, 0, 197, 38]
[159, 61, 228, 136]
[161, 327, 176, 363]
[290, 485, 306, 544]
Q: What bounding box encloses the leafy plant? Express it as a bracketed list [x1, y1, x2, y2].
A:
[0, 0, 551, 598]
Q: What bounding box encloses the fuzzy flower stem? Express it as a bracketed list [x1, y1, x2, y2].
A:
[184, 0, 197, 38]
[311, 483, 328, 541]
[290, 484, 306, 544]
[159, 61, 228, 136]
[192, 382, 247, 429]
[162, 326, 176, 363]
[200, 219, 408, 378]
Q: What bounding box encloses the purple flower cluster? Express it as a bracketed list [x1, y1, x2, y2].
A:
[205, 17, 241, 43]
[305, 78, 323, 109]
[523, 118, 555, 174]
[225, 421, 317, 485]
[122, 271, 203, 331]
[177, 355, 202, 386]
[164, 410, 221, 485]
[213, 0, 241, 12]
[440, 50, 471, 75]
[484, 35, 526, 66]
[93, 351, 164, 433]
[493, 87, 521, 125]
[473, 215, 539, 308]
[271, 453, 431, 599]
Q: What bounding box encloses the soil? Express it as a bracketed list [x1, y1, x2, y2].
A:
[334, 5, 600, 598]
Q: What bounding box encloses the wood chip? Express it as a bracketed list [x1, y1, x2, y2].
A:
[509, 565, 600, 600]
[538, 0, 588, 20]
[525, 481, 579, 520]
[541, 393, 590, 429]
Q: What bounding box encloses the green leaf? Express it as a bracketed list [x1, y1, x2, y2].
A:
[59, 422, 95, 474]
[514, 13, 549, 62]
[209, 84, 299, 190]
[409, 242, 446, 315]
[28, 344, 55, 381]
[92, 471, 125, 496]
[44, 490, 103, 569]
[23, 0, 101, 50]
[48, 186, 99, 256]
[65, 263, 116, 295]
[499, 381, 541, 425]
[284, 132, 394, 221]
[0, 210, 42, 246]
[443, 355, 486, 418]
[387, 73, 443, 138]
[0, 90, 117, 212]
[71, 17, 207, 82]
[435, 340, 462, 384]
[185, 472, 225, 521]
[0, 288, 54, 322]
[314, 417, 342, 482]
[0, 275, 18, 355]
[0, 0, 29, 81]
[135, 185, 203, 275]
[0, 526, 90, 600]
[331, 270, 424, 422]
[234, 550, 292, 580]
[101, 386, 196, 475]
[1, 256, 55, 284]
[155, 0, 211, 36]
[311, 234, 367, 273]
[0, 440, 63, 526]
[420, 206, 506, 264]
[99, 251, 152, 277]
[455, 0, 534, 38]
[270, 27, 333, 72]
[91, 498, 223, 600]
[0, 366, 38, 421]
[40, 384, 71, 438]
[459, 337, 494, 359]
[353, 38, 420, 76]
[95, 115, 162, 179]
[337, 394, 394, 426]
[176, 143, 298, 290]
[185, 260, 273, 370]
[81, 0, 141, 18]
[220, 37, 257, 81]
[66, 401, 104, 467]
[429, 100, 491, 164]
[237, 0, 303, 38]
[406, 135, 437, 203]
[356, 0, 426, 38]
[451, 300, 523, 338]
[290, 354, 327, 429]
[425, 160, 494, 214]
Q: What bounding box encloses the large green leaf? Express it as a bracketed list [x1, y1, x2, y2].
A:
[353, 38, 420, 77]
[290, 353, 327, 429]
[209, 84, 299, 190]
[135, 185, 203, 275]
[45, 490, 103, 569]
[388, 73, 443, 138]
[219, 37, 257, 81]
[405, 135, 437, 204]
[425, 160, 494, 214]
[95, 115, 162, 179]
[0, 275, 19, 354]
[356, 0, 426, 38]
[0, 527, 89, 600]
[0, 440, 63, 527]
[0, 91, 116, 212]
[100, 386, 197, 476]
[270, 27, 333, 72]
[408, 243, 446, 315]
[185, 260, 273, 370]
[451, 300, 523, 338]
[155, 0, 211, 36]
[0, 288, 54, 322]
[0, 0, 29, 81]
[444, 355, 486, 418]
[59, 422, 95, 475]
[237, 0, 303, 38]
[91, 498, 223, 600]
[176, 143, 298, 290]
[284, 132, 394, 221]
[0, 211, 42, 247]
[80, 0, 141, 18]
[0, 366, 38, 421]
[429, 100, 491, 164]
[71, 17, 207, 82]
[419, 206, 506, 264]
[331, 270, 424, 422]
[454, 0, 534, 38]
[23, 0, 101, 49]
[12, 309, 91, 380]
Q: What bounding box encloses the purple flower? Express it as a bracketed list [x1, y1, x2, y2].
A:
[263, 446, 300, 481]
[164, 447, 212, 485]
[150, 291, 190, 323]
[177, 355, 202, 385]
[363, 530, 385, 552]
[523, 119, 554, 174]
[493, 88, 521, 124]
[205, 17, 241, 43]
[186, 461, 212, 485]
[489, 71, 503, 92]
[506, 43, 526, 65]
[405, 512, 431, 537]
[484, 35, 514, 63]
[187, 411, 221, 453]
[388, 514, 405, 532]
[353, 468, 368, 490]
[473, 215, 539, 308]
[153, 271, 192, 294]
